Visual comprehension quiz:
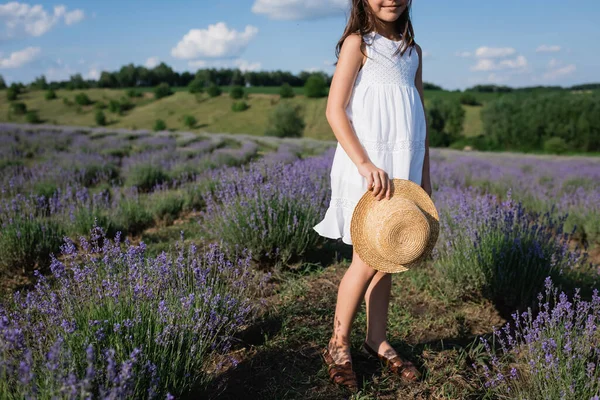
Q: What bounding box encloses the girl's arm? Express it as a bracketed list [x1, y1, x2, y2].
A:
[414, 43, 432, 195]
[326, 33, 372, 168]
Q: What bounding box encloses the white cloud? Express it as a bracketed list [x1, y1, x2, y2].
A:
[233, 59, 261, 72]
[0, 2, 84, 39]
[145, 56, 160, 68]
[171, 22, 258, 59]
[543, 64, 576, 81]
[86, 67, 100, 80]
[252, 0, 348, 20]
[188, 59, 207, 68]
[474, 46, 516, 58]
[64, 9, 85, 25]
[0, 46, 40, 68]
[471, 55, 528, 72]
[455, 51, 471, 58]
[536, 44, 561, 53]
[548, 58, 559, 68]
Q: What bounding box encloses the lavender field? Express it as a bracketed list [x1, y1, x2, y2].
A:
[1, 123, 599, 399]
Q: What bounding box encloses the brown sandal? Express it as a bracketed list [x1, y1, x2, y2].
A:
[361, 341, 421, 383]
[321, 347, 359, 393]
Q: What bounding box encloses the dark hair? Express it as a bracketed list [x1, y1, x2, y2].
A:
[334, 0, 415, 65]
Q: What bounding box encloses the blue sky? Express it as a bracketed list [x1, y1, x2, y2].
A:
[1, 0, 598, 90]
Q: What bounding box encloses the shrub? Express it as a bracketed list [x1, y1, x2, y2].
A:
[45, 89, 57, 100]
[279, 82, 295, 98]
[426, 97, 465, 147]
[543, 137, 570, 154]
[206, 83, 222, 98]
[433, 189, 591, 312]
[153, 119, 167, 131]
[95, 110, 107, 126]
[188, 77, 205, 94]
[25, 111, 41, 124]
[62, 97, 73, 106]
[0, 224, 260, 399]
[125, 163, 169, 192]
[6, 87, 18, 101]
[113, 197, 154, 234]
[0, 216, 65, 275]
[229, 85, 244, 99]
[183, 115, 197, 129]
[154, 82, 173, 99]
[304, 74, 327, 98]
[150, 191, 185, 226]
[126, 88, 142, 98]
[74, 92, 92, 106]
[11, 102, 27, 115]
[201, 157, 329, 269]
[231, 100, 249, 112]
[459, 92, 480, 106]
[265, 102, 305, 138]
[108, 99, 121, 113]
[476, 277, 600, 399]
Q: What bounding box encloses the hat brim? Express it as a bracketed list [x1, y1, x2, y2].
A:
[350, 178, 439, 273]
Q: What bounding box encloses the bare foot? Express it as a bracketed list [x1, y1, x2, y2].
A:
[328, 337, 352, 365]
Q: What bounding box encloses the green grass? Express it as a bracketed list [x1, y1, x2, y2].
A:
[0, 88, 487, 141]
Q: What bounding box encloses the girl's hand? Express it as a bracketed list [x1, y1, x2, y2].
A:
[421, 179, 432, 198]
[357, 161, 391, 201]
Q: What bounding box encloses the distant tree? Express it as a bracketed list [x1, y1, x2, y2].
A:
[69, 73, 88, 89]
[460, 92, 481, 106]
[183, 115, 197, 128]
[154, 82, 173, 99]
[0, 74, 6, 89]
[6, 87, 18, 101]
[207, 83, 222, 98]
[154, 119, 167, 131]
[188, 77, 205, 94]
[304, 73, 327, 98]
[74, 92, 92, 106]
[11, 102, 27, 115]
[265, 102, 305, 138]
[230, 68, 244, 86]
[279, 83, 295, 98]
[45, 89, 57, 100]
[98, 71, 118, 88]
[230, 85, 244, 99]
[231, 101, 249, 112]
[31, 75, 49, 90]
[126, 88, 142, 98]
[95, 110, 107, 126]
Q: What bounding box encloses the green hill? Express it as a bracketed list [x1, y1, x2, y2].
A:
[1, 88, 487, 141]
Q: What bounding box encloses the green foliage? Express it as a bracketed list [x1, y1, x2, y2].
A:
[11, 102, 27, 115]
[94, 101, 106, 110]
[188, 77, 205, 94]
[149, 191, 185, 226]
[6, 87, 18, 101]
[0, 74, 5, 89]
[62, 97, 73, 106]
[207, 83, 222, 98]
[153, 119, 167, 131]
[154, 82, 173, 99]
[304, 74, 327, 98]
[45, 89, 57, 100]
[125, 163, 169, 192]
[481, 91, 600, 152]
[426, 98, 465, 147]
[265, 102, 305, 138]
[279, 83, 295, 98]
[231, 101, 249, 112]
[543, 137, 570, 154]
[183, 115, 197, 128]
[95, 110, 107, 126]
[126, 88, 142, 98]
[229, 85, 244, 99]
[0, 216, 65, 275]
[25, 111, 41, 124]
[459, 92, 480, 106]
[74, 92, 92, 106]
[113, 198, 154, 235]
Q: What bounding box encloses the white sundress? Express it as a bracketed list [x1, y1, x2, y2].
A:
[313, 31, 427, 246]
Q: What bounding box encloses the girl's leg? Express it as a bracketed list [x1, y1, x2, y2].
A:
[328, 247, 378, 364]
[363, 271, 399, 358]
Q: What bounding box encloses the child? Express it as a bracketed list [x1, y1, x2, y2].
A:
[312, 0, 430, 392]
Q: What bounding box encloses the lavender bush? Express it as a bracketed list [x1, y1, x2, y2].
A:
[201, 154, 331, 269]
[476, 277, 600, 399]
[433, 187, 593, 310]
[0, 224, 263, 398]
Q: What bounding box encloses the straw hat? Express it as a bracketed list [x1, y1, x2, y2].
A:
[350, 178, 439, 273]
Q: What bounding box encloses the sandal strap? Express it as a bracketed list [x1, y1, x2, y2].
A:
[322, 348, 359, 391]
